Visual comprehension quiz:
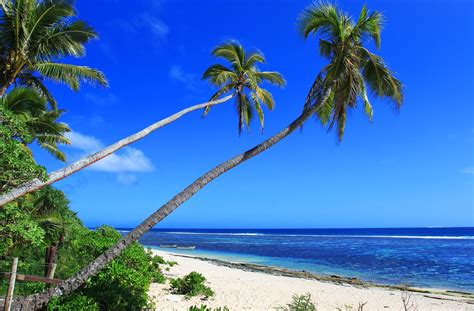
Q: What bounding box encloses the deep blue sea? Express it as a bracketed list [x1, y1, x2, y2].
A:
[118, 227, 474, 292]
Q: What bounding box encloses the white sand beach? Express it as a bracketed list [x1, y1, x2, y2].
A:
[148, 250, 474, 311]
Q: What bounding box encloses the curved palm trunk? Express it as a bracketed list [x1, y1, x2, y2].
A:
[19, 87, 331, 309]
[0, 94, 233, 207]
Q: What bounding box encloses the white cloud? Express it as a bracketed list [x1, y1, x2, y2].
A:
[140, 13, 169, 39]
[169, 65, 201, 92]
[66, 131, 102, 151]
[90, 148, 153, 173]
[461, 167, 474, 174]
[65, 131, 154, 183]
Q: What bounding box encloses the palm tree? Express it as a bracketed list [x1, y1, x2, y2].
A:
[0, 0, 107, 107]
[1, 87, 71, 161]
[18, 4, 403, 308]
[0, 42, 285, 206]
[202, 41, 285, 132]
[300, 3, 403, 140]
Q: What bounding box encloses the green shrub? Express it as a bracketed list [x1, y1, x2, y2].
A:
[48, 294, 99, 311]
[188, 305, 229, 311]
[167, 260, 178, 267]
[48, 226, 165, 310]
[281, 293, 317, 311]
[170, 271, 214, 298]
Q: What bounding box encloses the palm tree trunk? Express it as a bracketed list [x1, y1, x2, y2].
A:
[18, 87, 332, 309]
[0, 62, 25, 97]
[0, 75, 15, 97]
[0, 94, 233, 207]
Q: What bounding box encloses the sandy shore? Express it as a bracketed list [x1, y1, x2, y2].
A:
[148, 249, 474, 310]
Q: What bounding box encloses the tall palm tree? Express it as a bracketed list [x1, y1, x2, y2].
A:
[0, 42, 285, 206]
[19, 3, 403, 308]
[202, 41, 285, 132]
[0, 0, 107, 107]
[1, 87, 71, 161]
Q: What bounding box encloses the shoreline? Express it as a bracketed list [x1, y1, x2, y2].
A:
[148, 249, 474, 310]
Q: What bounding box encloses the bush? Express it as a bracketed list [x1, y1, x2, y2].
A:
[48, 226, 165, 310]
[167, 260, 178, 267]
[48, 294, 99, 311]
[170, 271, 214, 298]
[281, 293, 317, 311]
[188, 305, 229, 311]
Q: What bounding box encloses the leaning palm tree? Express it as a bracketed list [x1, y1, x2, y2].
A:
[19, 3, 403, 308]
[202, 41, 285, 132]
[0, 0, 107, 107]
[1, 87, 71, 161]
[0, 42, 284, 205]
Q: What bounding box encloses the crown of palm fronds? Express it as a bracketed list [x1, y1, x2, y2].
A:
[202, 41, 285, 133]
[299, 2, 403, 141]
[0, 0, 107, 108]
[1, 87, 71, 161]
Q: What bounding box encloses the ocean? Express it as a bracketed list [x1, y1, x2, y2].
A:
[118, 227, 474, 292]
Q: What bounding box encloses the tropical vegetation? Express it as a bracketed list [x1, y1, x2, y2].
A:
[0, 1, 404, 309]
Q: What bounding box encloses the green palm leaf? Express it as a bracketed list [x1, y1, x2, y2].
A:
[0, 0, 106, 108]
[1, 87, 71, 161]
[34, 62, 108, 91]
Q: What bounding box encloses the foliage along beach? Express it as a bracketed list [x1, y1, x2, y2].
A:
[0, 0, 472, 310]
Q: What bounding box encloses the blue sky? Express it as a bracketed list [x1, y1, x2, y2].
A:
[33, 0, 474, 228]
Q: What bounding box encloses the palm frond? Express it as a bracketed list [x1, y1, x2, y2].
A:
[18, 73, 58, 109]
[254, 71, 286, 86]
[298, 2, 341, 40]
[36, 140, 67, 162]
[244, 51, 265, 69]
[203, 84, 234, 116]
[34, 62, 108, 90]
[319, 39, 334, 58]
[211, 41, 245, 69]
[351, 5, 383, 48]
[1, 87, 45, 112]
[254, 87, 275, 110]
[361, 49, 403, 109]
[250, 92, 264, 130]
[36, 20, 97, 59]
[201, 64, 237, 85]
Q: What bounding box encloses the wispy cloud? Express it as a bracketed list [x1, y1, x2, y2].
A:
[140, 13, 169, 40]
[119, 12, 169, 44]
[85, 93, 118, 106]
[66, 132, 102, 151]
[461, 167, 474, 174]
[169, 65, 201, 92]
[117, 173, 138, 186]
[65, 131, 154, 184]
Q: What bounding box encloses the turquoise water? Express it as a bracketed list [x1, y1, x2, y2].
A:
[118, 228, 474, 291]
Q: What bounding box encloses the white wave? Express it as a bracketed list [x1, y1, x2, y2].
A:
[157, 231, 473, 240]
[162, 231, 264, 236]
